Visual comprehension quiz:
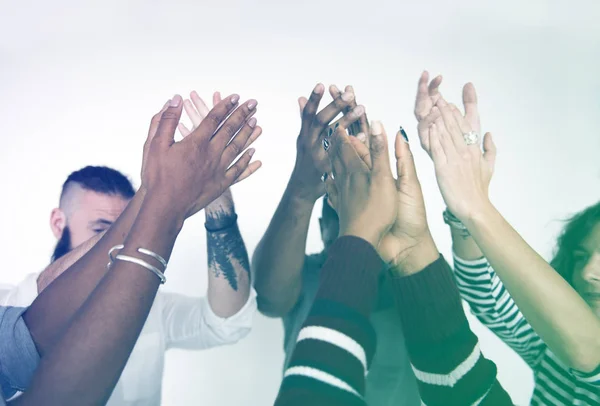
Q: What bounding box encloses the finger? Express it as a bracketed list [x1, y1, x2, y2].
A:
[417, 106, 442, 153]
[154, 95, 183, 146]
[231, 159, 262, 185]
[428, 75, 443, 99]
[241, 126, 263, 151]
[224, 148, 256, 186]
[301, 83, 325, 124]
[414, 71, 431, 120]
[213, 91, 222, 107]
[429, 123, 447, 165]
[193, 94, 241, 144]
[482, 132, 496, 170]
[339, 85, 360, 136]
[369, 121, 393, 176]
[314, 90, 355, 130]
[221, 118, 259, 167]
[450, 105, 475, 148]
[190, 91, 211, 119]
[324, 177, 339, 210]
[436, 98, 465, 153]
[146, 100, 170, 143]
[329, 126, 368, 174]
[348, 134, 372, 168]
[395, 127, 419, 184]
[298, 97, 308, 116]
[462, 82, 481, 133]
[183, 99, 204, 129]
[210, 98, 258, 151]
[329, 84, 342, 99]
[178, 122, 192, 138]
[331, 105, 365, 134]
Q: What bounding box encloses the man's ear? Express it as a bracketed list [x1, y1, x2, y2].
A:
[50, 208, 67, 239]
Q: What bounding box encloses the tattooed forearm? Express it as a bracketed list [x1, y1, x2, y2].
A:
[206, 211, 251, 291]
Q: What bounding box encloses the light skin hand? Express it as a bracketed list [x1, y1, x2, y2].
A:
[428, 98, 496, 223]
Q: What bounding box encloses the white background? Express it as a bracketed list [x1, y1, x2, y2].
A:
[1, 0, 599, 405]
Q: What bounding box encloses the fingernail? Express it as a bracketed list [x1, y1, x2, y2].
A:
[371, 120, 383, 135]
[352, 105, 365, 117]
[322, 138, 330, 151]
[231, 94, 240, 104]
[170, 95, 182, 107]
[341, 91, 354, 102]
[327, 127, 333, 137]
[334, 122, 340, 131]
[247, 99, 257, 110]
[164, 100, 171, 108]
[248, 117, 257, 128]
[248, 148, 255, 157]
[321, 173, 328, 182]
[357, 132, 366, 142]
[399, 126, 409, 143]
[313, 83, 324, 94]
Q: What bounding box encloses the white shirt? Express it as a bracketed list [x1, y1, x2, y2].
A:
[0, 273, 257, 406]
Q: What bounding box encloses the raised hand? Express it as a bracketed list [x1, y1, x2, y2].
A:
[143, 94, 261, 219]
[179, 90, 263, 185]
[291, 84, 365, 202]
[329, 124, 438, 274]
[428, 97, 496, 223]
[324, 121, 397, 248]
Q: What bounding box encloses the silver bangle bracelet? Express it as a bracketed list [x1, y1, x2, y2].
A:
[114, 254, 167, 284]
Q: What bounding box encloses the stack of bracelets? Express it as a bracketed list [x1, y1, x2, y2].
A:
[107, 245, 167, 284]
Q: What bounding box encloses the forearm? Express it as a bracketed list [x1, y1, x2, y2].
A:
[392, 255, 513, 405]
[275, 236, 381, 406]
[205, 201, 251, 317]
[252, 181, 316, 317]
[466, 204, 600, 372]
[37, 231, 105, 293]
[23, 189, 146, 356]
[16, 197, 183, 406]
[449, 226, 483, 260]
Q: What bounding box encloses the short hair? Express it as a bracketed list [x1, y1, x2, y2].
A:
[60, 166, 135, 203]
[321, 195, 339, 223]
[550, 201, 600, 285]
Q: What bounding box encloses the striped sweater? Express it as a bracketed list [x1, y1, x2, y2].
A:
[453, 254, 600, 406]
[393, 256, 513, 405]
[274, 236, 380, 405]
[274, 237, 512, 405]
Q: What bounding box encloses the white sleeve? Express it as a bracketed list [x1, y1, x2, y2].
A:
[161, 288, 257, 350]
[0, 274, 39, 307]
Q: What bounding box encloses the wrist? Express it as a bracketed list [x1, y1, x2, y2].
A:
[462, 201, 499, 232]
[142, 192, 186, 234]
[391, 234, 439, 277]
[288, 171, 322, 203]
[339, 226, 383, 250]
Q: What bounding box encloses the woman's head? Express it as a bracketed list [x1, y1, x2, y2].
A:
[550, 201, 600, 315]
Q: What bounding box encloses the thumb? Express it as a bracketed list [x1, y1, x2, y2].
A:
[395, 127, 419, 187]
[154, 95, 183, 146]
[369, 121, 393, 177]
[483, 132, 496, 170]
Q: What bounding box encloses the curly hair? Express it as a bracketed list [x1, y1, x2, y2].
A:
[550, 201, 600, 285]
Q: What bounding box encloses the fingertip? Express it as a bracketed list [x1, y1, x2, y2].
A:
[313, 83, 324, 95]
[170, 94, 182, 107]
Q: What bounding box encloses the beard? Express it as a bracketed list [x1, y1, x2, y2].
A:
[51, 226, 72, 262]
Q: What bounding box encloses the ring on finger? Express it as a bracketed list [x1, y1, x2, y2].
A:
[463, 131, 479, 145]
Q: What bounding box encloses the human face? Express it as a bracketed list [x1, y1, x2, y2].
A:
[571, 222, 600, 317]
[52, 190, 129, 255]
